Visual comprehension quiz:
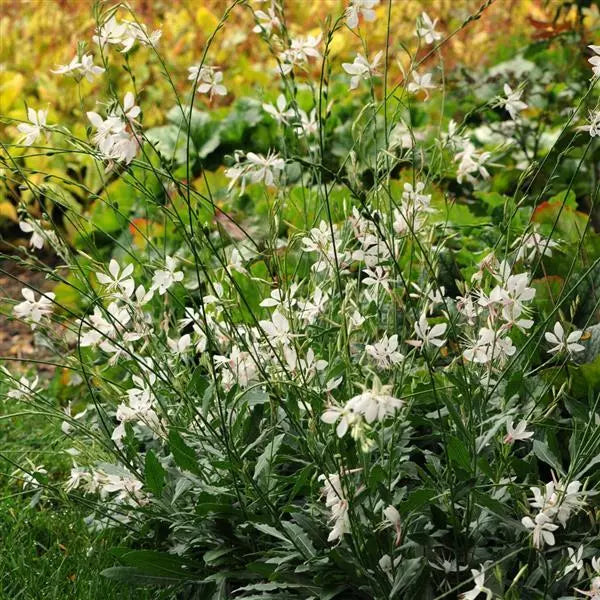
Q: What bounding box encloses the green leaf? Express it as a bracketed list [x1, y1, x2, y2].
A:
[281, 521, 316, 558]
[146, 124, 197, 165]
[101, 567, 189, 586]
[144, 449, 166, 496]
[447, 436, 472, 473]
[168, 429, 201, 475]
[253, 433, 284, 481]
[532, 439, 563, 475]
[398, 489, 436, 516]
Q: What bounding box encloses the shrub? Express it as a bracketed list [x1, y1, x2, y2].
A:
[2, 1, 600, 598]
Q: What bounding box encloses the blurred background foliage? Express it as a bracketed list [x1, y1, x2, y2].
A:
[0, 0, 599, 269]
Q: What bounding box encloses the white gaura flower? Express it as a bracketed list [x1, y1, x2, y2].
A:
[225, 151, 285, 192]
[580, 109, 600, 138]
[362, 266, 391, 293]
[253, 5, 281, 34]
[564, 546, 584, 576]
[167, 333, 192, 355]
[345, 0, 379, 29]
[501, 84, 528, 120]
[298, 286, 329, 324]
[321, 404, 361, 438]
[521, 512, 559, 549]
[342, 51, 383, 90]
[455, 142, 491, 184]
[13, 288, 55, 328]
[19, 219, 45, 250]
[528, 479, 585, 527]
[78, 54, 105, 82]
[513, 230, 559, 263]
[279, 34, 321, 74]
[96, 259, 135, 298]
[259, 310, 292, 346]
[575, 577, 600, 600]
[151, 255, 184, 295]
[463, 327, 516, 365]
[545, 321, 585, 355]
[262, 94, 294, 124]
[588, 44, 600, 78]
[347, 377, 403, 424]
[51, 55, 81, 75]
[504, 419, 533, 444]
[365, 333, 404, 369]
[121, 92, 141, 124]
[459, 565, 492, 600]
[416, 12, 442, 45]
[383, 505, 402, 545]
[198, 68, 227, 98]
[407, 72, 436, 98]
[7, 375, 39, 401]
[93, 16, 129, 47]
[17, 108, 47, 146]
[319, 472, 350, 542]
[52, 53, 104, 81]
[410, 314, 447, 349]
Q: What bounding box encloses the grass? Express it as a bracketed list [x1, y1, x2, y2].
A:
[0, 405, 165, 600]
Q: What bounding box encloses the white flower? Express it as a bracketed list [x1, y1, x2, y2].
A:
[96, 259, 135, 298]
[529, 479, 585, 528]
[298, 287, 329, 324]
[362, 266, 391, 293]
[501, 84, 527, 120]
[225, 151, 285, 193]
[416, 12, 442, 45]
[87, 103, 138, 166]
[52, 54, 104, 81]
[279, 34, 321, 74]
[455, 142, 491, 184]
[13, 288, 55, 328]
[411, 314, 447, 349]
[259, 310, 292, 346]
[7, 375, 39, 401]
[188, 65, 227, 98]
[342, 51, 383, 90]
[94, 16, 160, 52]
[121, 91, 141, 124]
[383, 505, 402, 545]
[545, 321, 585, 355]
[345, 0, 379, 29]
[365, 334, 404, 369]
[504, 419, 533, 444]
[253, 5, 281, 34]
[78, 54, 105, 82]
[93, 16, 129, 48]
[319, 473, 350, 542]
[407, 72, 436, 97]
[589, 44, 600, 78]
[263, 94, 294, 124]
[521, 512, 559, 549]
[459, 565, 492, 600]
[151, 256, 184, 295]
[564, 546, 584, 576]
[463, 327, 515, 365]
[19, 219, 45, 250]
[17, 108, 47, 146]
[348, 387, 403, 424]
[580, 109, 600, 137]
[51, 55, 81, 75]
[321, 404, 361, 438]
[513, 230, 559, 263]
